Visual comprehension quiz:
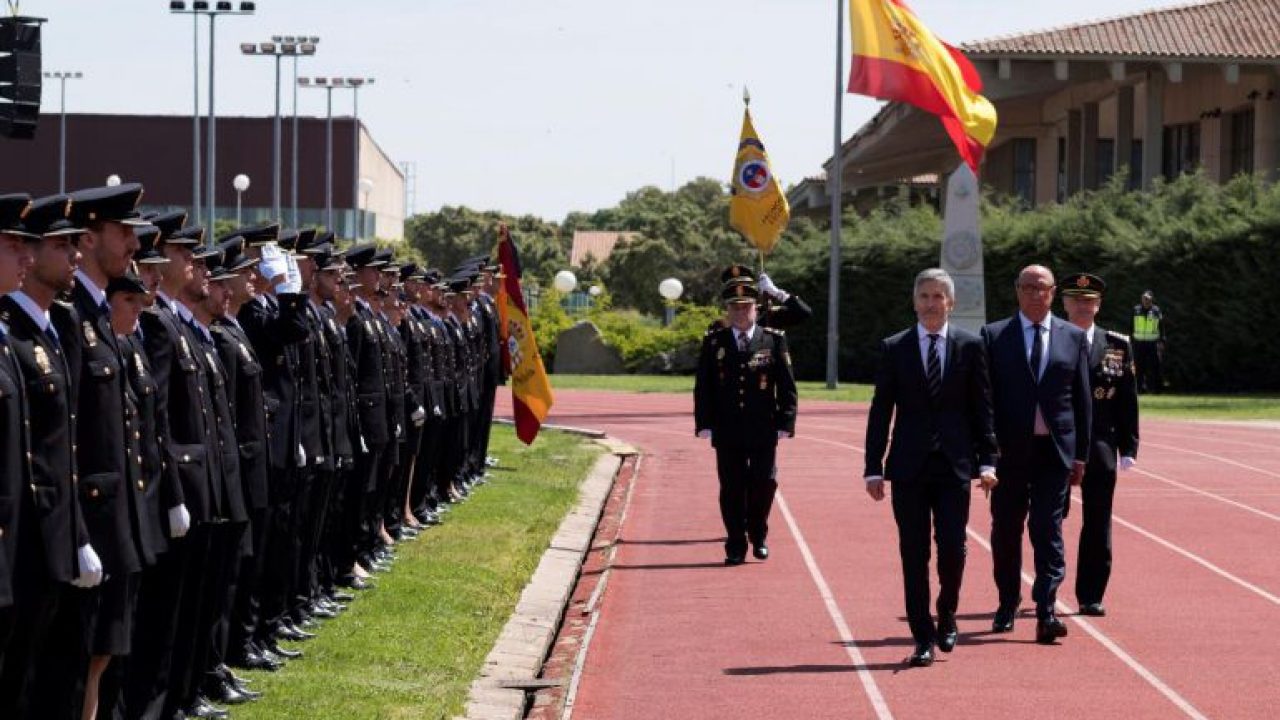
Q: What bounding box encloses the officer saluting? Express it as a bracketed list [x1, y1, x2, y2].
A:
[694, 278, 797, 565]
[1061, 273, 1139, 617]
[710, 264, 812, 332]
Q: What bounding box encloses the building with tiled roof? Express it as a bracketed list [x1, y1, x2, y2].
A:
[569, 230, 640, 267]
[807, 0, 1280, 210]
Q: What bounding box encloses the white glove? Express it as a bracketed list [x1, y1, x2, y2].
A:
[73, 544, 104, 588]
[777, 430, 792, 440]
[360, 435, 369, 453]
[297, 443, 307, 467]
[757, 272, 789, 302]
[258, 243, 289, 286]
[282, 253, 303, 293]
[696, 429, 712, 440]
[168, 504, 191, 538]
[1120, 456, 1136, 471]
[395, 423, 403, 438]
[411, 406, 426, 427]
[432, 405, 443, 418]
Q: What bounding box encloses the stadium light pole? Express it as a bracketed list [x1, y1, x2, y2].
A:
[341, 79, 375, 240]
[170, 1, 256, 235]
[289, 36, 320, 227]
[242, 37, 317, 222]
[43, 71, 82, 193]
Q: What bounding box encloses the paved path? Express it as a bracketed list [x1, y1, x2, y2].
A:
[500, 391, 1280, 719]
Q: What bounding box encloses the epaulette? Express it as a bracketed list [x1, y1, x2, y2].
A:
[1106, 330, 1130, 343]
[52, 299, 72, 311]
[763, 327, 785, 336]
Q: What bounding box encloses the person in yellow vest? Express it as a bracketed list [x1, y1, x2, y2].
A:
[1131, 290, 1165, 394]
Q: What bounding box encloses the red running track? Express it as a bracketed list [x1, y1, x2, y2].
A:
[497, 391, 1280, 719]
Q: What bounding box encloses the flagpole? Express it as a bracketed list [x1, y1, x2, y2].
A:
[825, 0, 845, 389]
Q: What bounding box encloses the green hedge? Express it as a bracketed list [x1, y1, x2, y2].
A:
[779, 173, 1280, 392]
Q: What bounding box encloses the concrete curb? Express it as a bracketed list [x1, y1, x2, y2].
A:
[462, 435, 636, 720]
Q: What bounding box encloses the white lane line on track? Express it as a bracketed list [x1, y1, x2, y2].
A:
[1144, 431, 1279, 453]
[788, 431, 1214, 719]
[1142, 441, 1280, 481]
[776, 492, 895, 720]
[964, 528, 1210, 720]
[798, 420, 1280, 528]
[622, 425, 896, 718]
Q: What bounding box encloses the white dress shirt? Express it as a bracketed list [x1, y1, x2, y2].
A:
[9, 291, 54, 336]
[917, 322, 948, 374]
[74, 269, 107, 309]
[734, 324, 756, 350]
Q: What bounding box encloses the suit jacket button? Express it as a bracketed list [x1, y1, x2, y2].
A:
[182, 454, 191, 462]
[137, 480, 145, 490]
[89, 487, 99, 498]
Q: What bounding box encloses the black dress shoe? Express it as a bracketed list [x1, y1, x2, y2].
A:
[936, 614, 958, 653]
[311, 605, 338, 619]
[752, 544, 769, 561]
[265, 639, 303, 659]
[186, 697, 229, 719]
[1036, 616, 1070, 645]
[205, 679, 252, 706]
[275, 623, 305, 642]
[337, 575, 372, 591]
[330, 590, 355, 603]
[1078, 602, 1107, 617]
[992, 606, 1017, 633]
[908, 641, 935, 667]
[724, 554, 746, 566]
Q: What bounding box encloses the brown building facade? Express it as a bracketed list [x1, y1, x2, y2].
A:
[0, 112, 405, 240]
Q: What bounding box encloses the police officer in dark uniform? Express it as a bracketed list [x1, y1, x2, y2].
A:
[0, 193, 37, 669]
[0, 194, 102, 719]
[392, 264, 430, 539]
[1061, 273, 1139, 617]
[694, 279, 798, 565]
[339, 243, 391, 590]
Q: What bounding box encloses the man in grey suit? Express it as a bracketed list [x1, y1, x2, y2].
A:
[982, 265, 1091, 645]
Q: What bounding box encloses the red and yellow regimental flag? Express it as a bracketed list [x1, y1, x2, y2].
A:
[847, 0, 997, 172]
[495, 224, 554, 445]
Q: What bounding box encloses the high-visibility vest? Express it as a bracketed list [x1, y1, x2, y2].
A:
[1133, 310, 1161, 342]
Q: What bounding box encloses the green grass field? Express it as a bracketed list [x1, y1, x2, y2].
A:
[232, 427, 601, 720]
[546, 374, 1280, 420]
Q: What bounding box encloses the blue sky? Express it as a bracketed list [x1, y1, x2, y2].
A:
[34, 0, 1179, 220]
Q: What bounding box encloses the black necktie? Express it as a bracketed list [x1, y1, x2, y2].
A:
[1028, 323, 1044, 382]
[737, 331, 748, 352]
[926, 333, 942, 399]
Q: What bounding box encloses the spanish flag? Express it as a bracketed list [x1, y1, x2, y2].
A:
[847, 0, 997, 172]
[495, 224, 554, 445]
[729, 106, 790, 255]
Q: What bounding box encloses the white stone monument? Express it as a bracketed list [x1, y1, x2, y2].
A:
[940, 163, 986, 333]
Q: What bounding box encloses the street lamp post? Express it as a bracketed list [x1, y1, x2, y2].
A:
[659, 278, 684, 326]
[242, 37, 317, 222]
[233, 173, 250, 225]
[169, 1, 256, 234]
[358, 177, 374, 240]
[300, 76, 373, 237]
[43, 71, 82, 193]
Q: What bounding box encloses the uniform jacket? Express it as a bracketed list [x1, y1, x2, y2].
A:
[1086, 326, 1140, 472]
[864, 325, 997, 482]
[190, 321, 247, 523]
[982, 314, 1092, 470]
[694, 324, 798, 448]
[238, 293, 309, 474]
[213, 320, 272, 511]
[69, 281, 141, 576]
[120, 333, 169, 562]
[319, 305, 358, 466]
[0, 327, 32, 604]
[347, 299, 390, 446]
[0, 296, 88, 584]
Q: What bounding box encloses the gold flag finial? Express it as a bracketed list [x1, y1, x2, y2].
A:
[743, 86, 751, 106]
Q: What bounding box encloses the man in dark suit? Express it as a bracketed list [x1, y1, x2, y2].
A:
[694, 279, 798, 565]
[1061, 273, 1139, 618]
[982, 264, 1091, 645]
[864, 269, 998, 667]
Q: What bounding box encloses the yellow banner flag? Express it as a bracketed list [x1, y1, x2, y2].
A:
[494, 224, 554, 444]
[729, 107, 790, 255]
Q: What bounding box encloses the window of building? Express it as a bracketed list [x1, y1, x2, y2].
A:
[1012, 138, 1036, 205]
[1162, 122, 1200, 179]
[1229, 109, 1255, 177]
[1097, 139, 1115, 185]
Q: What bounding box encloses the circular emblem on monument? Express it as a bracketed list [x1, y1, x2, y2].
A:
[737, 160, 771, 195]
[943, 230, 981, 271]
[953, 276, 984, 313]
[952, 175, 973, 200]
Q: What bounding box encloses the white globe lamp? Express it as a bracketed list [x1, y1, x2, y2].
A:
[553, 270, 578, 294]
